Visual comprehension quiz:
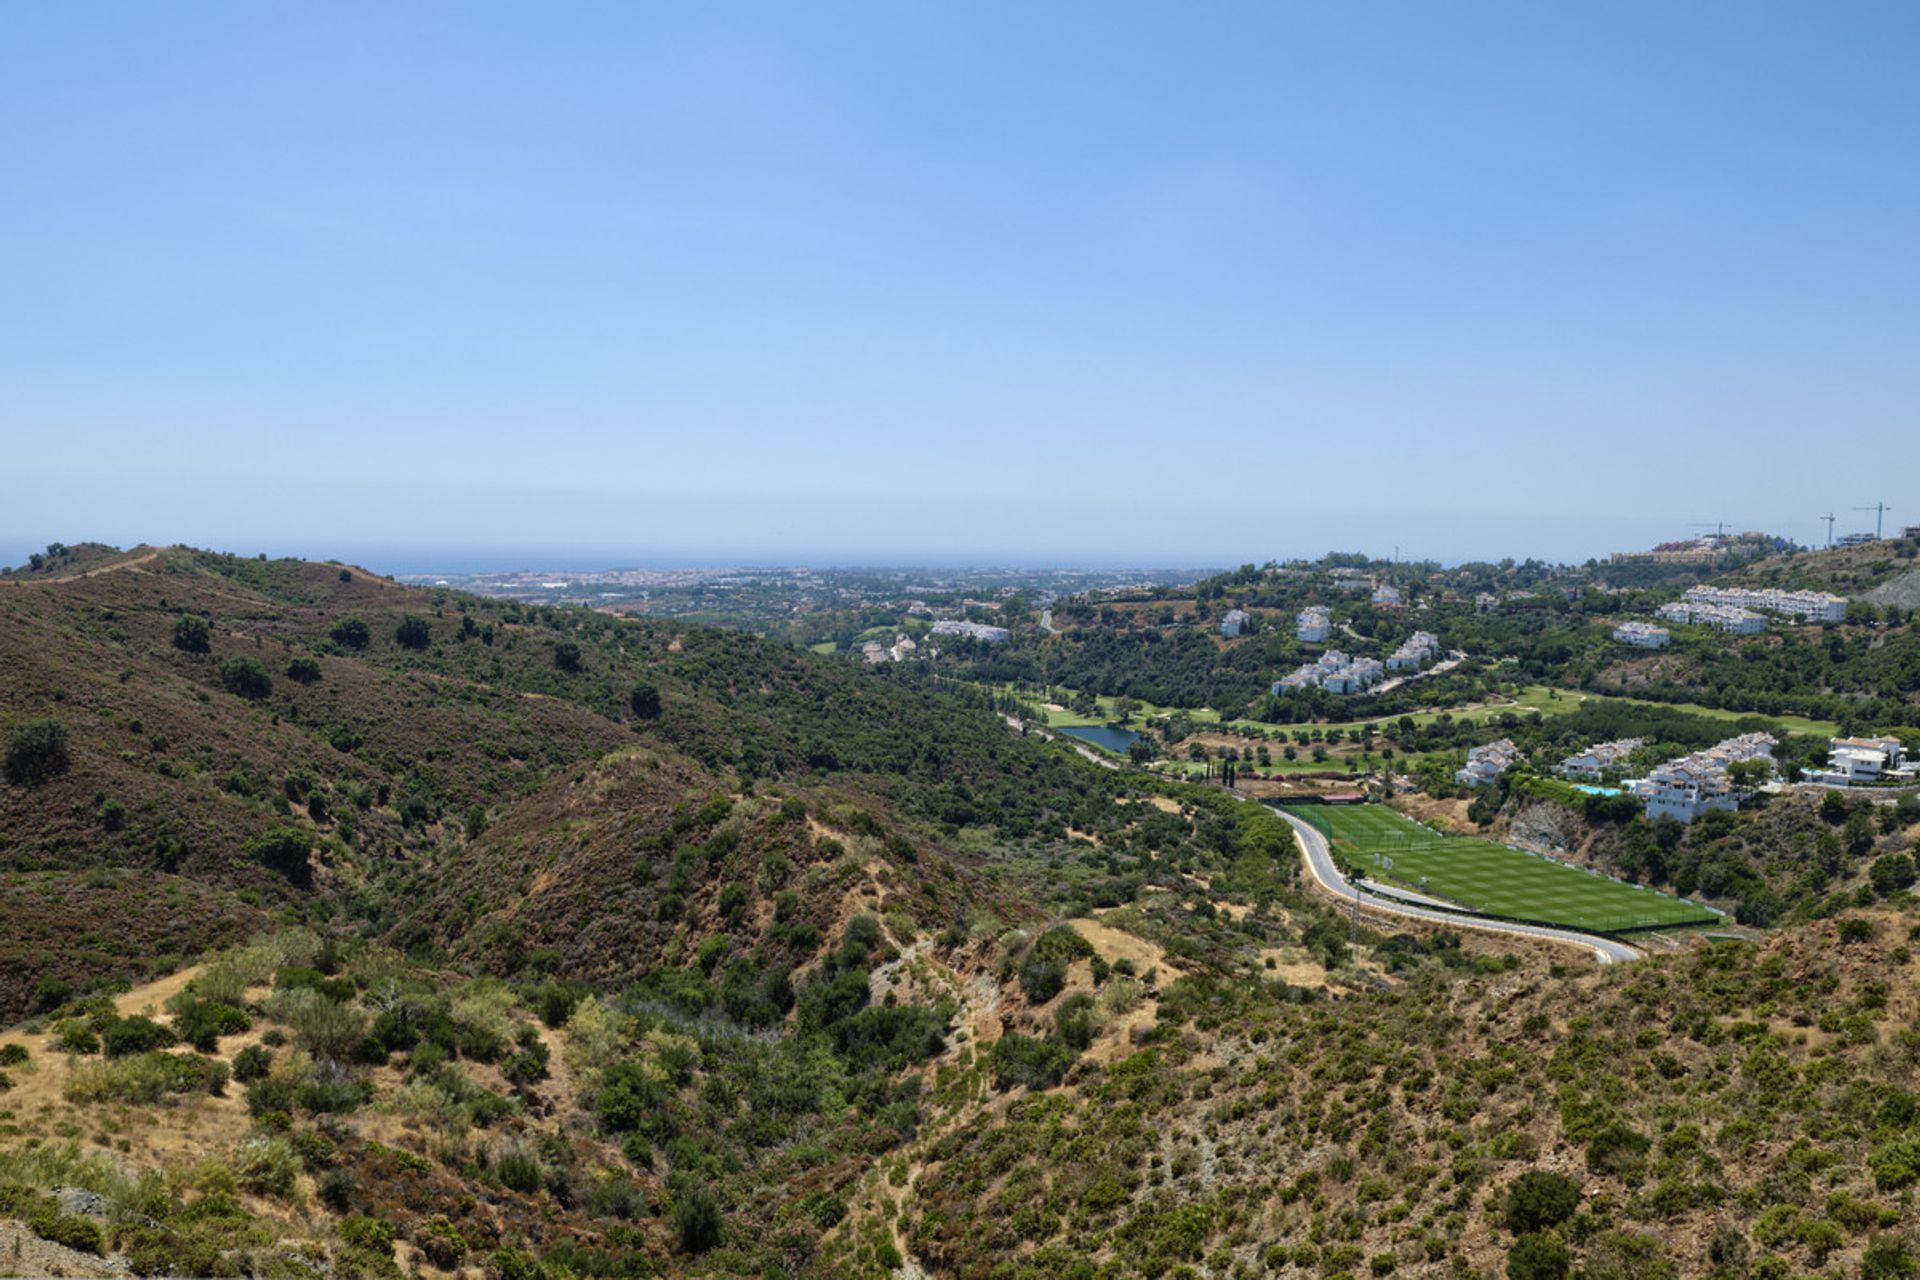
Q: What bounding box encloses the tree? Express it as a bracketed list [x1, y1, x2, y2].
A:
[220, 656, 273, 700]
[668, 1174, 723, 1253]
[1505, 1172, 1581, 1233]
[553, 641, 583, 673]
[171, 615, 211, 653]
[1872, 853, 1918, 898]
[394, 616, 432, 650]
[4, 718, 71, 786]
[330, 617, 371, 650]
[629, 681, 662, 720]
[285, 657, 322, 685]
[247, 825, 311, 881]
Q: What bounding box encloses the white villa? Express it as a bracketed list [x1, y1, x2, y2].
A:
[1386, 630, 1440, 670]
[1804, 736, 1914, 787]
[1456, 738, 1521, 787]
[1557, 738, 1644, 781]
[1657, 600, 1766, 634]
[1372, 583, 1403, 606]
[1613, 621, 1671, 649]
[1683, 584, 1847, 623]
[1475, 592, 1499, 613]
[1296, 607, 1332, 643]
[1220, 608, 1251, 637]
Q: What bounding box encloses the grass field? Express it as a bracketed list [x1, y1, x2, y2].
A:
[1283, 802, 1721, 934]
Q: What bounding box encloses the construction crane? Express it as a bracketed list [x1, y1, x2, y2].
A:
[1855, 503, 1892, 540]
[1818, 513, 1836, 548]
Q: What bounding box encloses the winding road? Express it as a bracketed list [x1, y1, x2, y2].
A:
[1271, 806, 1642, 965]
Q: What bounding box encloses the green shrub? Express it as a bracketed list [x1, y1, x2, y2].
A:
[330, 617, 370, 649]
[231, 1134, 301, 1197]
[1872, 1137, 1920, 1191]
[219, 656, 272, 700]
[56, 1020, 101, 1054]
[415, 1215, 467, 1268]
[989, 1032, 1074, 1091]
[339, 1215, 396, 1255]
[668, 1174, 723, 1254]
[64, 1051, 226, 1103]
[395, 616, 432, 651]
[496, 1148, 543, 1194]
[1505, 1171, 1581, 1233]
[172, 1000, 250, 1052]
[1506, 1232, 1570, 1280]
[0, 1043, 28, 1067]
[172, 615, 212, 653]
[102, 1015, 177, 1057]
[630, 681, 662, 719]
[232, 1044, 272, 1081]
[1055, 994, 1095, 1051]
[4, 718, 70, 786]
[247, 826, 312, 881]
[285, 656, 322, 685]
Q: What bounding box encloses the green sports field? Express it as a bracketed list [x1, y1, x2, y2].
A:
[1282, 803, 1720, 934]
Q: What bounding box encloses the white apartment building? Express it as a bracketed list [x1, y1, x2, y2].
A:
[1614, 621, 1671, 648]
[1683, 584, 1847, 623]
[1804, 736, 1913, 787]
[1296, 607, 1332, 643]
[1627, 732, 1776, 822]
[1456, 738, 1520, 787]
[1220, 609, 1250, 637]
[1386, 630, 1440, 670]
[1557, 738, 1644, 781]
[1657, 601, 1767, 634]
[1271, 649, 1385, 696]
[928, 620, 1011, 643]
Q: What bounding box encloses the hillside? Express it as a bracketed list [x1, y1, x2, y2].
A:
[1722, 533, 1920, 603]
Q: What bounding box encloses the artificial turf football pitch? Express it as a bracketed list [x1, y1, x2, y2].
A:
[1281, 802, 1720, 934]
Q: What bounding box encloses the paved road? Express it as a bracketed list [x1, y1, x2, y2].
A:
[1270, 806, 1642, 965]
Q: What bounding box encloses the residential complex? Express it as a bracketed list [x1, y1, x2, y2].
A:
[1682, 584, 1847, 623]
[1371, 583, 1403, 606]
[928, 620, 1010, 643]
[1556, 738, 1644, 781]
[1296, 607, 1331, 643]
[1220, 608, 1250, 637]
[1272, 650, 1385, 696]
[1613, 621, 1671, 649]
[1804, 736, 1914, 787]
[1627, 733, 1776, 823]
[1656, 601, 1766, 634]
[1386, 630, 1440, 670]
[1456, 738, 1521, 787]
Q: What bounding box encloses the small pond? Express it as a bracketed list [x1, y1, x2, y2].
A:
[1057, 724, 1139, 754]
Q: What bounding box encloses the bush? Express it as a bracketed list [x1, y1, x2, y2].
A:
[270, 987, 367, 1062]
[669, 1175, 723, 1254]
[553, 641, 582, 673]
[630, 681, 662, 719]
[1505, 1171, 1581, 1233]
[317, 1168, 356, 1213]
[56, 1019, 100, 1054]
[415, 1216, 467, 1268]
[101, 1015, 177, 1057]
[4, 718, 70, 786]
[989, 1032, 1074, 1091]
[339, 1215, 395, 1255]
[232, 1134, 301, 1197]
[1055, 994, 1095, 1051]
[172, 615, 211, 653]
[247, 826, 311, 881]
[173, 1000, 250, 1053]
[65, 1051, 226, 1103]
[490, 1248, 549, 1280]
[231, 1044, 272, 1082]
[496, 1147, 543, 1194]
[285, 657, 322, 685]
[219, 656, 273, 700]
[330, 617, 370, 649]
[0, 1043, 28, 1067]
[395, 616, 432, 650]
[1507, 1232, 1570, 1280]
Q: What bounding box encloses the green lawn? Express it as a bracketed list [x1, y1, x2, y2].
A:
[1283, 802, 1720, 934]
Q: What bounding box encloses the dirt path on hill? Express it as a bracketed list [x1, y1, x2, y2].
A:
[0, 550, 161, 586]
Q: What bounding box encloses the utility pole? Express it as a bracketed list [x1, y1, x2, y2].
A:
[1818, 513, 1836, 549]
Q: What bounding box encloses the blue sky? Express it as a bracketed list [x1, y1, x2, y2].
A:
[3, 2, 1916, 570]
